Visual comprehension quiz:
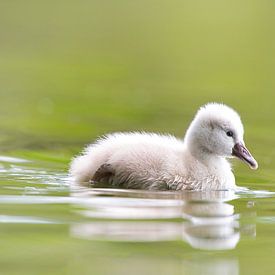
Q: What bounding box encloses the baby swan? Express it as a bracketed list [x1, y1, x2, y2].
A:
[70, 103, 258, 191]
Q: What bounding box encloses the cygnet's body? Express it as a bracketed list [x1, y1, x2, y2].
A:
[70, 103, 258, 191]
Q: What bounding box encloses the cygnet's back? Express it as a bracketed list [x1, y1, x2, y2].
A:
[70, 132, 187, 190]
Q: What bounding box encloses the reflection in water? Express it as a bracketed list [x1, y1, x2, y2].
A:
[70, 188, 245, 275]
[70, 188, 250, 251]
[71, 220, 240, 250]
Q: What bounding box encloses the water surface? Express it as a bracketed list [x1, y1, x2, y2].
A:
[1, 155, 275, 275]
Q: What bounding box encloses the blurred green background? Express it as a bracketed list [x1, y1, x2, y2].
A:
[0, 0, 274, 178]
[1, 2, 275, 275]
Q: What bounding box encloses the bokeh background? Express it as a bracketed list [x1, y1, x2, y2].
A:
[1, 2, 275, 275]
[1, 0, 274, 177]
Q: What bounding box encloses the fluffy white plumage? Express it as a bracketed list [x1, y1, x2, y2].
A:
[70, 103, 258, 191]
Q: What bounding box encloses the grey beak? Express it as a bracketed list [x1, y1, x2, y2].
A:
[232, 143, 258, 170]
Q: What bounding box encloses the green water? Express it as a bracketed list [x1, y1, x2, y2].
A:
[1, 1, 275, 274]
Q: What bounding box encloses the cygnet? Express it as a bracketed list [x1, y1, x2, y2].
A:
[70, 103, 258, 191]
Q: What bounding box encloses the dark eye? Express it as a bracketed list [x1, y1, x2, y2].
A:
[226, 130, 234, 137]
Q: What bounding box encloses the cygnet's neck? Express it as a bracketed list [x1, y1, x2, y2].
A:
[183, 139, 225, 169]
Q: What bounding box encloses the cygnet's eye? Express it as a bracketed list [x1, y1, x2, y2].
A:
[226, 130, 234, 137]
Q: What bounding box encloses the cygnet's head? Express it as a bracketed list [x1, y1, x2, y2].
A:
[184, 103, 258, 169]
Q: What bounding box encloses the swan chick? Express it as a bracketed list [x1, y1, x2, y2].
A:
[70, 103, 258, 191]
